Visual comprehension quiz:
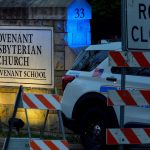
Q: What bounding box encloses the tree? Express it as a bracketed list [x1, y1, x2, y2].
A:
[87, 0, 121, 43]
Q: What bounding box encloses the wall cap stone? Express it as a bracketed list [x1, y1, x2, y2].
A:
[0, 0, 73, 7]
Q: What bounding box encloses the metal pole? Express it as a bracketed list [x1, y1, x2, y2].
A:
[55, 87, 66, 140]
[40, 110, 49, 138]
[54, 87, 66, 139]
[25, 109, 31, 139]
[58, 110, 66, 140]
[120, 0, 126, 150]
[119, 70, 125, 150]
[3, 86, 23, 150]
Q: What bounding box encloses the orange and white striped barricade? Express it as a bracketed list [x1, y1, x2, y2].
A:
[107, 50, 150, 147]
[30, 139, 69, 150]
[106, 90, 150, 145]
[3, 86, 69, 150]
[107, 128, 150, 145]
[107, 90, 150, 106]
[108, 51, 150, 67]
[22, 93, 61, 110]
[21, 92, 69, 150]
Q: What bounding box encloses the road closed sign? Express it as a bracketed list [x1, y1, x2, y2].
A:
[126, 0, 150, 50]
[0, 26, 54, 88]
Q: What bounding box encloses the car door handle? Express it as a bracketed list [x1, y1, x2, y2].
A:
[106, 77, 117, 82]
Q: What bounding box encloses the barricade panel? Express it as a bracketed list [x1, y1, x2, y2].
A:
[22, 93, 61, 110]
[107, 90, 150, 106]
[107, 128, 150, 145]
[108, 51, 150, 67]
[29, 140, 69, 150]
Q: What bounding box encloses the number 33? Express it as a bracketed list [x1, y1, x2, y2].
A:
[75, 8, 85, 18]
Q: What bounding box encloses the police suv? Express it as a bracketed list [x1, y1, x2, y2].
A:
[61, 42, 150, 150]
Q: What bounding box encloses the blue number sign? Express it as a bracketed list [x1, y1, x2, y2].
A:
[67, 0, 91, 20]
[74, 8, 85, 18]
[66, 0, 92, 48]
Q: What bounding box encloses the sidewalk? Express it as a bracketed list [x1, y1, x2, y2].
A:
[1, 138, 150, 150]
[0, 138, 84, 150]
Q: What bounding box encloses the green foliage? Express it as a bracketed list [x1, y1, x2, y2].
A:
[87, 0, 121, 42]
[91, 0, 120, 18]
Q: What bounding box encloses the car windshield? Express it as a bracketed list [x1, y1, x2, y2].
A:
[71, 50, 108, 71]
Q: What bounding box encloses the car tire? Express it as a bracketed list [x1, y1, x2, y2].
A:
[80, 107, 106, 150]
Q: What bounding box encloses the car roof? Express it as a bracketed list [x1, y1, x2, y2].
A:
[85, 42, 122, 51]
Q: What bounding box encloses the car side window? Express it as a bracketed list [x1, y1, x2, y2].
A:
[111, 67, 150, 77]
[71, 50, 108, 71]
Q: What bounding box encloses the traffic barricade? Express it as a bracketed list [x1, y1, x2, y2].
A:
[106, 51, 150, 146]
[107, 89, 150, 145]
[109, 51, 150, 67]
[3, 86, 69, 150]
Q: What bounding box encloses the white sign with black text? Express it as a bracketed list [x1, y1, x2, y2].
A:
[0, 26, 54, 88]
[126, 0, 150, 50]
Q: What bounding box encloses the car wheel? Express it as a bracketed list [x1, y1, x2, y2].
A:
[80, 107, 106, 150]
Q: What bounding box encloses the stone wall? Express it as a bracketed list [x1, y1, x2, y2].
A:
[0, 7, 76, 89]
[0, 7, 76, 129]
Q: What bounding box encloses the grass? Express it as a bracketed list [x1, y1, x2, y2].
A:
[0, 129, 80, 144]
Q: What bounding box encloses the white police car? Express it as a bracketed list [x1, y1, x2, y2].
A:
[61, 42, 150, 150]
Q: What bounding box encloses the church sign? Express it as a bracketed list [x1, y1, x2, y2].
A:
[0, 26, 54, 88]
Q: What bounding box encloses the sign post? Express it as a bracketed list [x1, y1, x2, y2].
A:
[120, 0, 127, 149]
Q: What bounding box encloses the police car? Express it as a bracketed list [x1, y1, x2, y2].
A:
[61, 42, 150, 150]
